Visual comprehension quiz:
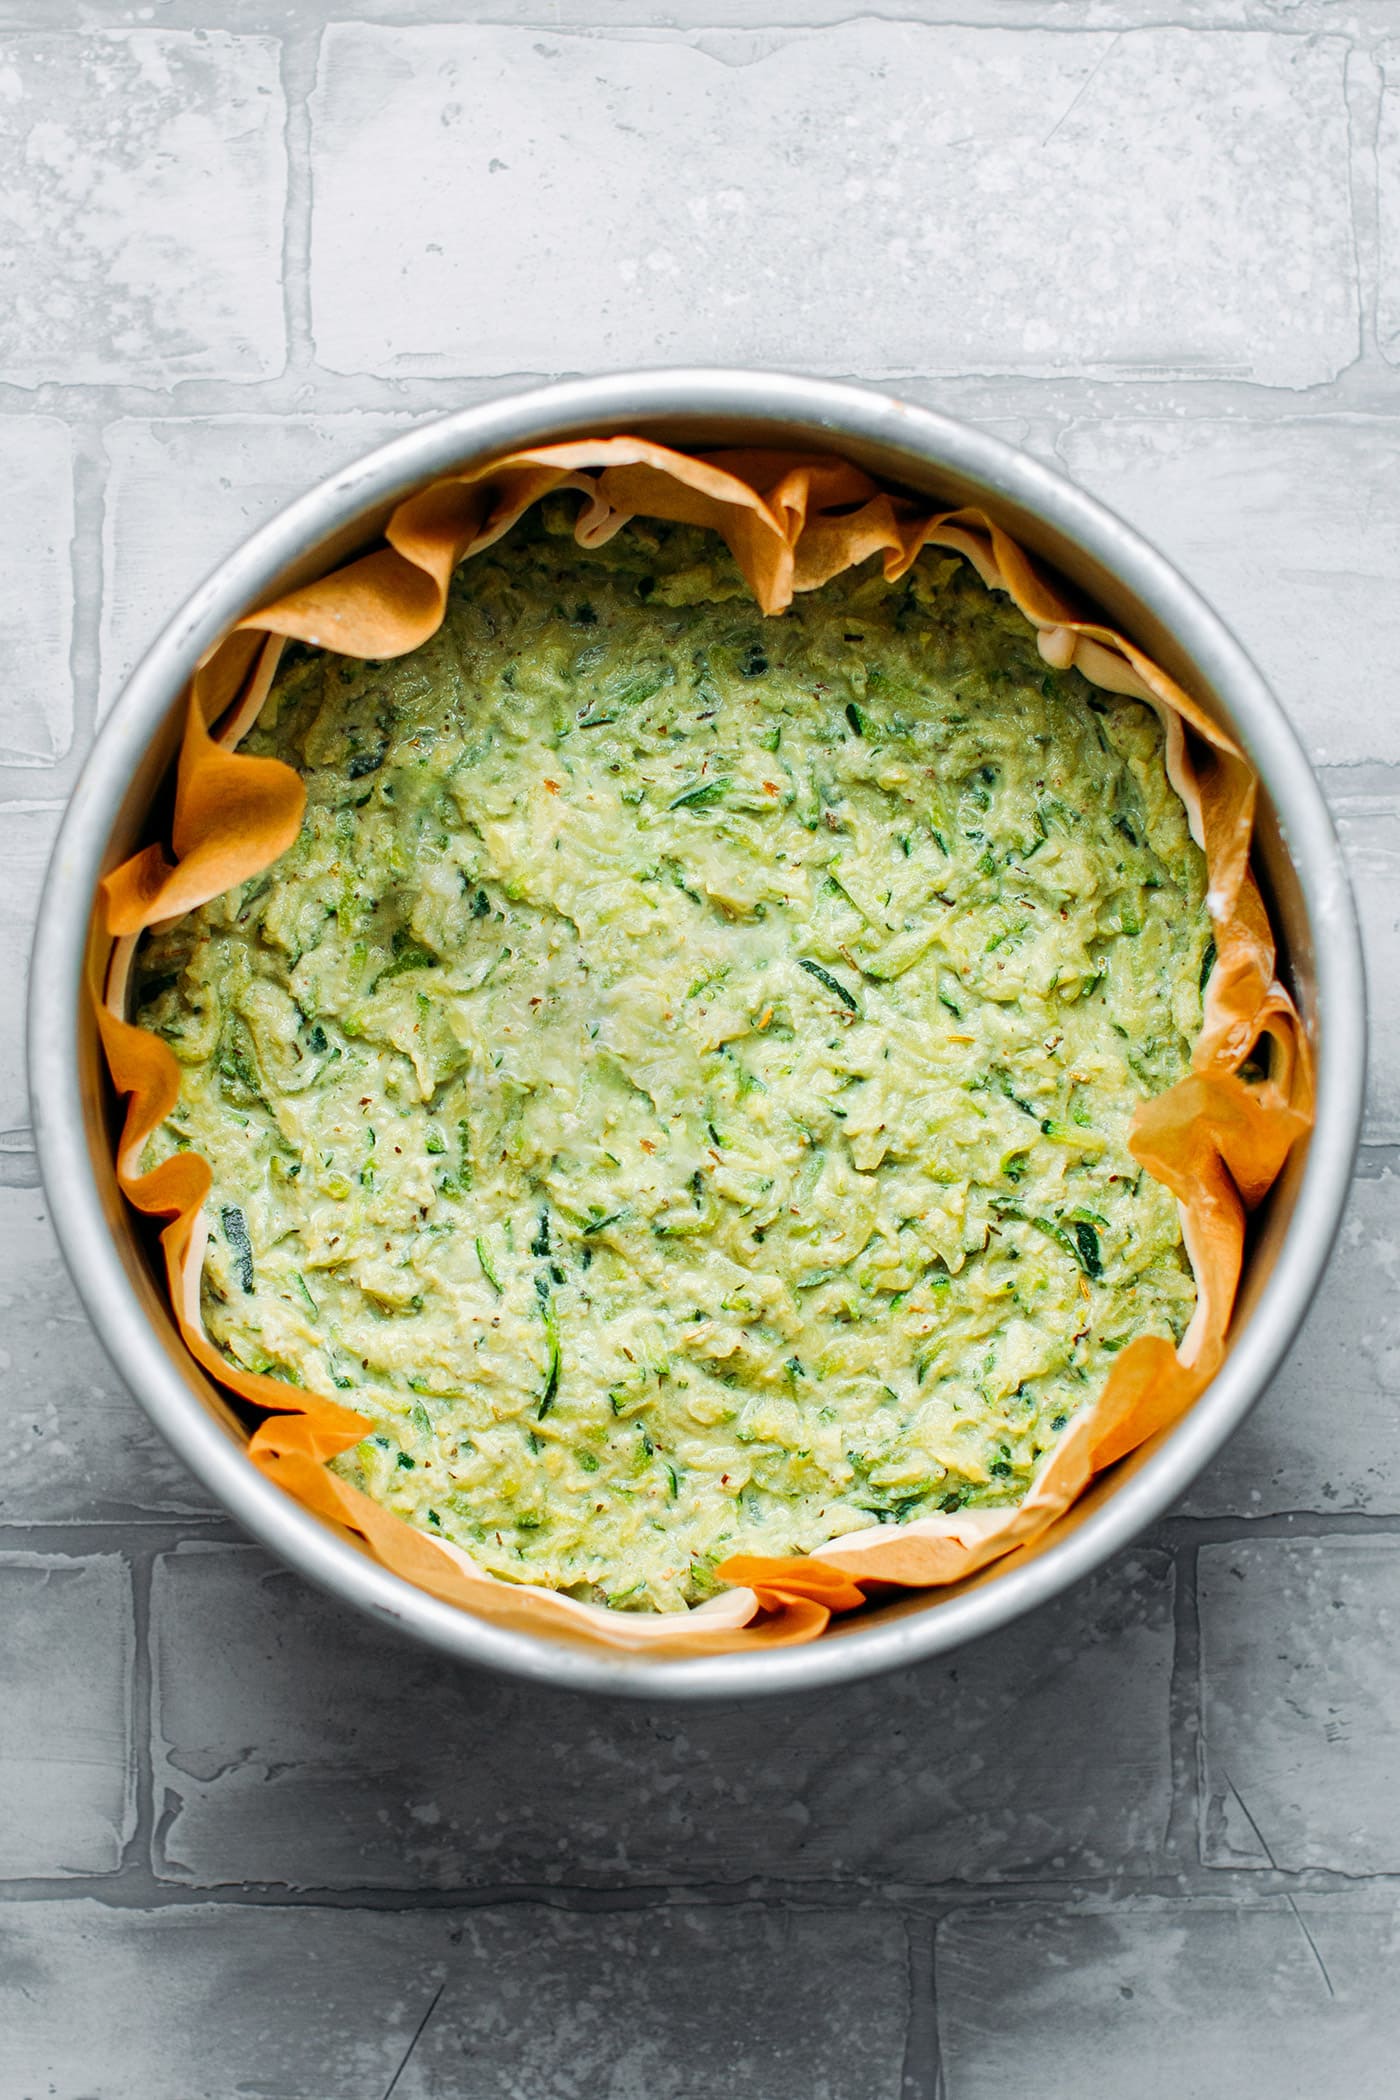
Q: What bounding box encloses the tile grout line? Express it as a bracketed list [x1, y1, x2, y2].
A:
[1164, 1540, 1204, 1866]
[122, 1543, 159, 1885]
[1150, 1509, 1400, 1544]
[0, 1521, 247, 1551]
[278, 23, 320, 384]
[3, 1863, 1400, 1914]
[7, 7, 1400, 48]
[1, 372, 1400, 429]
[900, 1911, 942, 2100]
[1345, 40, 1386, 371]
[66, 413, 109, 761]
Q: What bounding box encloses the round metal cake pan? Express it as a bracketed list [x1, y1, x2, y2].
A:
[29, 371, 1367, 1698]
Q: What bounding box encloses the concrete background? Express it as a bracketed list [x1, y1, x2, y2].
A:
[1, 2, 1397, 2094]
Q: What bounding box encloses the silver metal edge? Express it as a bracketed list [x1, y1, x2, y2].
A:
[29, 370, 1367, 1699]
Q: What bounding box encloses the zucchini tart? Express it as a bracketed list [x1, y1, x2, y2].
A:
[135, 505, 1210, 1613]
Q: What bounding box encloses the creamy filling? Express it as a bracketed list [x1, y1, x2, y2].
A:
[137, 508, 1210, 1611]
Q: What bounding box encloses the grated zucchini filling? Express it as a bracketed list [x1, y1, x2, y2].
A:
[137, 509, 1209, 1611]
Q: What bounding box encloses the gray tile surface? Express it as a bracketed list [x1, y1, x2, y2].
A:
[0, 1898, 912, 2100]
[0, 1554, 134, 1877]
[938, 1899, 1400, 2100]
[0, 803, 62, 1143]
[150, 1544, 1173, 1891]
[0, 417, 74, 767]
[1182, 1161, 1400, 1518]
[1056, 417, 1400, 769]
[2, 3, 1397, 2095]
[1200, 1536, 1400, 1874]
[0, 1188, 216, 1522]
[0, 32, 286, 385]
[98, 413, 421, 714]
[308, 24, 1356, 383]
[1333, 790, 1400, 1144]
